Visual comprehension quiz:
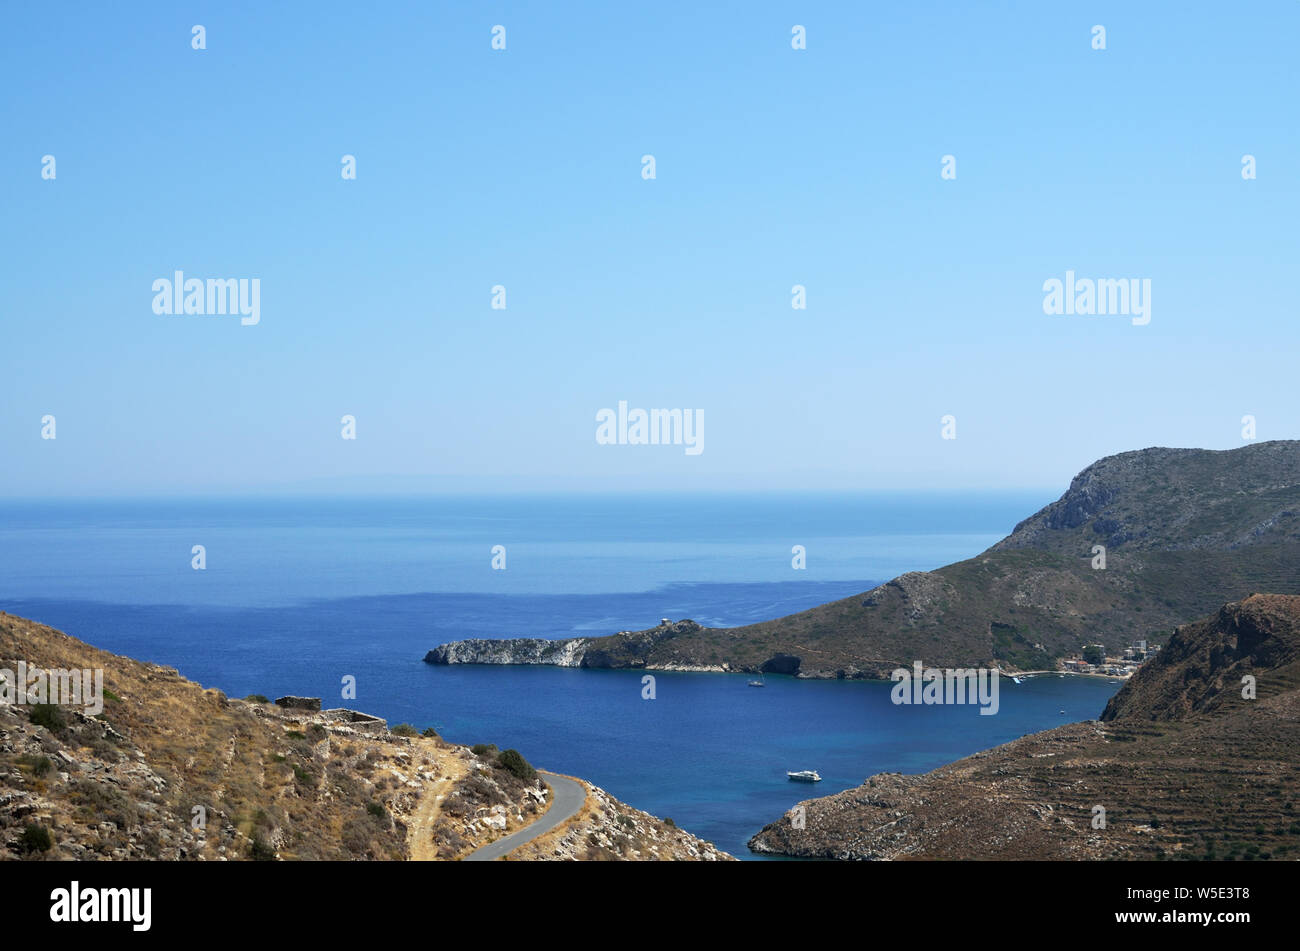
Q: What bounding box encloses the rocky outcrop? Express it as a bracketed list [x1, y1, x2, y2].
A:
[860, 572, 954, 624]
[995, 441, 1300, 555]
[274, 696, 321, 711]
[425, 620, 710, 671]
[1101, 593, 1300, 722]
[425, 637, 591, 667]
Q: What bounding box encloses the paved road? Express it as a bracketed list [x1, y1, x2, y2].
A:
[463, 771, 586, 861]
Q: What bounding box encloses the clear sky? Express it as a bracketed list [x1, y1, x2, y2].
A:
[2, 1, 1297, 496]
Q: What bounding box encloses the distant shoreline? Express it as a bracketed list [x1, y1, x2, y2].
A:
[1007, 669, 1130, 682]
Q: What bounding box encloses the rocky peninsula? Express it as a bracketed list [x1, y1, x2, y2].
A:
[427, 441, 1300, 678]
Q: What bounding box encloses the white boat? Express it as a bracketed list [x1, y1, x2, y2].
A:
[1012, 676, 1023, 684]
[787, 769, 821, 782]
[748, 671, 766, 687]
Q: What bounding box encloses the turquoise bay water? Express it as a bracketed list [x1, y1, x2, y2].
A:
[0, 493, 1118, 858]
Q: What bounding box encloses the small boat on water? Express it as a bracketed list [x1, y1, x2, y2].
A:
[1012, 676, 1023, 684]
[787, 770, 822, 782]
[748, 670, 766, 687]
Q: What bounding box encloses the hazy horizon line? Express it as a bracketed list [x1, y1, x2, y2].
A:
[0, 485, 1061, 503]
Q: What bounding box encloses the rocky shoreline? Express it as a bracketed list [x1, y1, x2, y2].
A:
[424, 619, 776, 675]
[426, 636, 593, 668]
[425, 619, 884, 678]
[424, 634, 1133, 683]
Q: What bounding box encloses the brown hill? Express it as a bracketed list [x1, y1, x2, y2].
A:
[747, 594, 1300, 860]
[0, 611, 726, 861]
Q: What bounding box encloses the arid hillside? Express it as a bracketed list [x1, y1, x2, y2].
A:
[0, 611, 726, 861]
[747, 594, 1300, 860]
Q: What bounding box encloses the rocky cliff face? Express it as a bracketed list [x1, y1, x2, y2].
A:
[425, 620, 721, 671]
[425, 636, 591, 667]
[747, 594, 1300, 861]
[995, 442, 1300, 554]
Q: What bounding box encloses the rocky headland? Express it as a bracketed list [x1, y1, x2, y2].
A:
[427, 441, 1300, 678]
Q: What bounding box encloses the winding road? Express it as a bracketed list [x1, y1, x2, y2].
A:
[463, 771, 586, 861]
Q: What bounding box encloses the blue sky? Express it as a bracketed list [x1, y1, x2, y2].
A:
[2, 1, 1297, 496]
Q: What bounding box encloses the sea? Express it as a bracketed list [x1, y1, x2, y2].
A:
[0, 493, 1120, 859]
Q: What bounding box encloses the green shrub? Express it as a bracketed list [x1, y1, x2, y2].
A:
[340, 817, 374, 855]
[495, 748, 536, 781]
[28, 703, 66, 733]
[421, 727, 439, 738]
[68, 779, 136, 828]
[663, 817, 676, 828]
[244, 694, 270, 704]
[19, 824, 54, 853]
[285, 730, 306, 740]
[390, 723, 418, 737]
[249, 834, 276, 861]
[366, 801, 387, 821]
[17, 754, 54, 777]
[471, 743, 497, 756]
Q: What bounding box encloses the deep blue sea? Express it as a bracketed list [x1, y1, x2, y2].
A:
[0, 493, 1118, 859]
